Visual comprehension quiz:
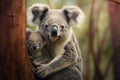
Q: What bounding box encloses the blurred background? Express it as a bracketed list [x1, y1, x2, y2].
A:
[27, 0, 120, 80]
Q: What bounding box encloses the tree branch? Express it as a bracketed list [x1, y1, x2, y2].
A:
[96, 27, 109, 64]
[47, 0, 54, 8]
[103, 55, 113, 78]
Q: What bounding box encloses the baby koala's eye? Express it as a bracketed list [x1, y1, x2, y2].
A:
[28, 40, 33, 45]
[38, 41, 42, 46]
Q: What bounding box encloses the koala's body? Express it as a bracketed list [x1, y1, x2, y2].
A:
[27, 3, 84, 80]
[26, 30, 50, 67]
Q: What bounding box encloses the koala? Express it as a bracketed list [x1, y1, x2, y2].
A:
[26, 30, 82, 80]
[26, 30, 51, 67]
[27, 3, 84, 80]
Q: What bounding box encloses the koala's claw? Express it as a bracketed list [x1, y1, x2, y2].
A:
[36, 64, 49, 78]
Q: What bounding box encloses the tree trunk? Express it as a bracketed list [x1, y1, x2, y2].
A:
[0, 0, 35, 80]
[109, 1, 120, 80]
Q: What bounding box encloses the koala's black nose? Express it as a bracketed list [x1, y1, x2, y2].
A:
[32, 45, 37, 50]
[51, 25, 58, 37]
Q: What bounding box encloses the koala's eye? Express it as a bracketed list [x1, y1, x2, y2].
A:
[28, 41, 32, 45]
[29, 42, 32, 45]
[61, 24, 65, 29]
[45, 24, 48, 28]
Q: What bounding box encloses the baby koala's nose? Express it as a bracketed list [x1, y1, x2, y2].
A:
[32, 45, 37, 50]
[51, 25, 58, 37]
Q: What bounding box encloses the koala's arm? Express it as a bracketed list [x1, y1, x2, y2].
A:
[36, 35, 78, 78]
[32, 56, 49, 67]
[48, 41, 77, 72]
[32, 49, 51, 67]
[49, 34, 83, 73]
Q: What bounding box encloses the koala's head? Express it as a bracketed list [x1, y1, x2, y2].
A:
[26, 30, 46, 53]
[27, 4, 84, 42]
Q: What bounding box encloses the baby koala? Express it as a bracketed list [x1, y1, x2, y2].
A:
[26, 30, 50, 67]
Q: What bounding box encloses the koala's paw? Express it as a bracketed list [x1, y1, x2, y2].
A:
[32, 61, 40, 68]
[35, 64, 50, 78]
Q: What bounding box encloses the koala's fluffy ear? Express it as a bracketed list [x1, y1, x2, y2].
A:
[27, 4, 49, 26]
[62, 5, 85, 28]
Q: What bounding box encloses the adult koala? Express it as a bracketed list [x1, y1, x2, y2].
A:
[27, 3, 84, 80]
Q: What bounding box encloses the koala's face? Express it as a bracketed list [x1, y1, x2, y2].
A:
[27, 4, 84, 42]
[39, 10, 71, 42]
[26, 31, 46, 53]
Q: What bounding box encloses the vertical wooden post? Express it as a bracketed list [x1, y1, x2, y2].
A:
[0, 0, 35, 80]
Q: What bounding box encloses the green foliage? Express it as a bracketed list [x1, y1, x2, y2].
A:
[27, 25, 36, 31]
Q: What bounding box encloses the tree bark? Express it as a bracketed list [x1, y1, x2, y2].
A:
[109, 1, 120, 80]
[0, 0, 35, 80]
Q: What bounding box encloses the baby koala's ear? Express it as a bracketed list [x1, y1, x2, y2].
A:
[27, 3, 49, 26]
[26, 28, 32, 40]
[62, 5, 85, 28]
